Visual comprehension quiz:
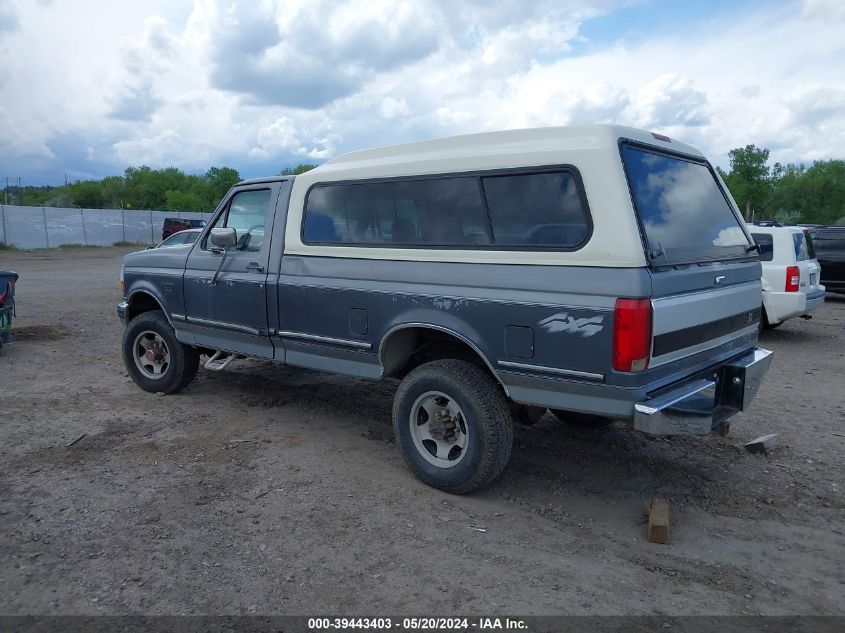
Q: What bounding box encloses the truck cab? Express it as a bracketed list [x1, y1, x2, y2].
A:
[118, 124, 773, 493]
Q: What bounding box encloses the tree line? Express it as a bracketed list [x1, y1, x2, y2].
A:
[717, 146, 844, 225]
[2, 149, 842, 225]
[4, 164, 318, 212]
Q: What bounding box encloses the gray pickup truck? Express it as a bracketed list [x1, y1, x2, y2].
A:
[118, 124, 773, 493]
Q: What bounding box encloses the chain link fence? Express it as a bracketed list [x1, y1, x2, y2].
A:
[0, 206, 214, 249]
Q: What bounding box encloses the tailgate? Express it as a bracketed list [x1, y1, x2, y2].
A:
[651, 278, 761, 366]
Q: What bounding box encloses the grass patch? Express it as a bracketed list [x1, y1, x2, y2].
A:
[24, 244, 104, 252]
[1, 242, 150, 252]
[113, 241, 149, 247]
[54, 243, 104, 250]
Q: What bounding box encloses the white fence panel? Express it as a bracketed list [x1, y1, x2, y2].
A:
[47, 207, 87, 246]
[0, 206, 215, 248]
[124, 210, 156, 244]
[3, 206, 48, 249]
[80, 209, 124, 245]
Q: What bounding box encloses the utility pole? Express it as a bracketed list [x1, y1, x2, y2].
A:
[2, 178, 21, 205]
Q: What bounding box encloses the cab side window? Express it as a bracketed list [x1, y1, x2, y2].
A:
[207, 189, 272, 253]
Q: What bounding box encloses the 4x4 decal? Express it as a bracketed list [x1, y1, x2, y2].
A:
[538, 312, 604, 337]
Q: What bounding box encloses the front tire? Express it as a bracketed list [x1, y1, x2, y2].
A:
[393, 359, 513, 494]
[123, 310, 199, 394]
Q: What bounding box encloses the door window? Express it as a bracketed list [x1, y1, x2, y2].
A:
[207, 189, 272, 252]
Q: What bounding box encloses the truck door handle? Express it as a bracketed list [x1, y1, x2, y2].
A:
[246, 262, 264, 273]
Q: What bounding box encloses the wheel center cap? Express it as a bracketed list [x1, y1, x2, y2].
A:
[145, 347, 163, 362]
[430, 410, 457, 441]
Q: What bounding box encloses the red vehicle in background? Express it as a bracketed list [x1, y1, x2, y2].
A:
[162, 218, 207, 241]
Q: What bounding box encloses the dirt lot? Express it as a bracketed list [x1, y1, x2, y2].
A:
[0, 247, 843, 616]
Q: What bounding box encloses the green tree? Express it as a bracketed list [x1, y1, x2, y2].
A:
[100, 176, 126, 208]
[165, 189, 205, 212]
[766, 159, 845, 225]
[203, 166, 241, 209]
[719, 145, 780, 220]
[280, 163, 318, 176]
[124, 166, 165, 209]
[20, 186, 55, 206]
[69, 181, 106, 208]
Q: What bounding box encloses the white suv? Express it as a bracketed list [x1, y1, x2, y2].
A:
[749, 224, 825, 328]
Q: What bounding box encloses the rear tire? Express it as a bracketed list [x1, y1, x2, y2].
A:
[123, 310, 199, 394]
[393, 359, 513, 494]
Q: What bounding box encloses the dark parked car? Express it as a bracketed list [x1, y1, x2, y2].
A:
[162, 218, 207, 241]
[809, 227, 845, 294]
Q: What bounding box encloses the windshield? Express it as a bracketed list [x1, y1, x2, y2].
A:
[622, 145, 751, 265]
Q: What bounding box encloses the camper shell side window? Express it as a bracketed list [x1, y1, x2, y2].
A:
[300, 166, 593, 251]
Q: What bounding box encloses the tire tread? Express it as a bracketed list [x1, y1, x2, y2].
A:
[122, 310, 200, 394]
[393, 359, 513, 494]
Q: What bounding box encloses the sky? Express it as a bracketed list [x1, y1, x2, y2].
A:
[0, 0, 843, 186]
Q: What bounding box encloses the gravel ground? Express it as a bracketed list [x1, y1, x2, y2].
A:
[0, 247, 843, 616]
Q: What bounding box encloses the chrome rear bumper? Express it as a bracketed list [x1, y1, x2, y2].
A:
[633, 347, 773, 435]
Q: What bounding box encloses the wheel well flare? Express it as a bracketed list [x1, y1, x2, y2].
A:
[127, 292, 165, 322]
[379, 325, 501, 387]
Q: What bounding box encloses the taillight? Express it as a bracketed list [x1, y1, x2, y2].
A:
[785, 265, 800, 292]
[613, 298, 652, 372]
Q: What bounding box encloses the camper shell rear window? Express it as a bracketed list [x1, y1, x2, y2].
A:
[301, 167, 592, 251]
[621, 143, 752, 265]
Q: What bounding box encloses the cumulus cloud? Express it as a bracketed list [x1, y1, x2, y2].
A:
[250, 116, 342, 160]
[197, 0, 445, 108]
[0, 0, 18, 35]
[0, 105, 54, 159]
[802, 0, 845, 20]
[105, 15, 178, 122]
[380, 97, 410, 119]
[0, 0, 843, 184]
[633, 74, 709, 128]
[109, 83, 164, 123]
[113, 129, 214, 167]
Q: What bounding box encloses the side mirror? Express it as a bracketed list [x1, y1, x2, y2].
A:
[210, 227, 237, 248]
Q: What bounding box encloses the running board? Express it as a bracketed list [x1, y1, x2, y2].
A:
[204, 350, 236, 371]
